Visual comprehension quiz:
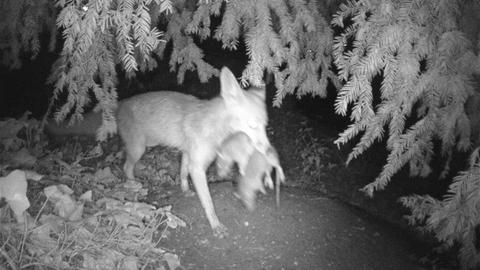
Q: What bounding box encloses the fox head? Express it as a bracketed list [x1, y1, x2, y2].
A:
[220, 67, 270, 151]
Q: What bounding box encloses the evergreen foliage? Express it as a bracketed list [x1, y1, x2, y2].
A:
[157, 0, 218, 84]
[401, 148, 480, 269]
[48, 0, 172, 140]
[185, 0, 338, 104]
[332, 0, 479, 196]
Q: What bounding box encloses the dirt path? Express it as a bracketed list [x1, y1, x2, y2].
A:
[160, 182, 420, 270]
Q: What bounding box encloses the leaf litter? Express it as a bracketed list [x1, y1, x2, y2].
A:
[0, 113, 186, 269]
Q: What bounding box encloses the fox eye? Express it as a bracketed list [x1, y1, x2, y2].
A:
[248, 120, 258, 129]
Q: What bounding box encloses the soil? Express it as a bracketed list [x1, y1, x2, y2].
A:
[160, 183, 420, 270]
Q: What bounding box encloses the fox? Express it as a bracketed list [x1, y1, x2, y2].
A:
[216, 131, 285, 210]
[116, 67, 270, 237]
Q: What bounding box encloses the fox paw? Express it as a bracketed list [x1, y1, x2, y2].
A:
[212, 223, 228, 238]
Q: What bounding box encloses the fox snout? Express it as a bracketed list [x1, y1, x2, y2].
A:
[238, 122, 269, 152]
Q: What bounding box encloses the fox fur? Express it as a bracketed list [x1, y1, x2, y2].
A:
[115, 67, 270, 236]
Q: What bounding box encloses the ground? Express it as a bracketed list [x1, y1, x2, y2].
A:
[159, 183, 420, 270]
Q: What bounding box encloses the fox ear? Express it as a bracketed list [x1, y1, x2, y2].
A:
[220, 67, 244, 101]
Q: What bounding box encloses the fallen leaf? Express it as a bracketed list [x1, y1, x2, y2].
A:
[120, 256, 138, 270]
[1, 137, 23, 151]
[94, 167, 117, 184]
[88, 144, 103, 157]
[29, 220, 59, 253]
[164, 252, 181, 270]
[82, 253, 98, 270]
[123, 180, 143, 191]
[166, 212, 186, 229]
[10, 148, 37, 167]
[0, 170, 30, 223]
[0, 118, 24, 140]
[110, 190, 128, 201]
[124, 202, 156, 220]
[44, 185, 84, 221]
[42, 254, 69, 269]
[67, 201, 84, 221]
[38, 214, 65, 233]
[79, 190, 92, 202]
[106, 180, 147, 201]
[96, 197, 122, 209]
[98, 248, 124, 269]
[25, 170, 43, 181]
[110, 210, 143, 229]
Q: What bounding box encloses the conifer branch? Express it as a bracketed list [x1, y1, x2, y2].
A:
[48, 0, 172, 139]
[333, 0, 477, 193]
[401, 154, 480, 268]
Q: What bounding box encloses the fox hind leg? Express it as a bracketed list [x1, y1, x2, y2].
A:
[123, 139, 146, 179]
[180, 152, 196, 196]
[216, 154, 234, 179]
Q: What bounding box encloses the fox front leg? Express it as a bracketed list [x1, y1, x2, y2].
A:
[189, 147, 228, 238]
[189, 164, 228, 238]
